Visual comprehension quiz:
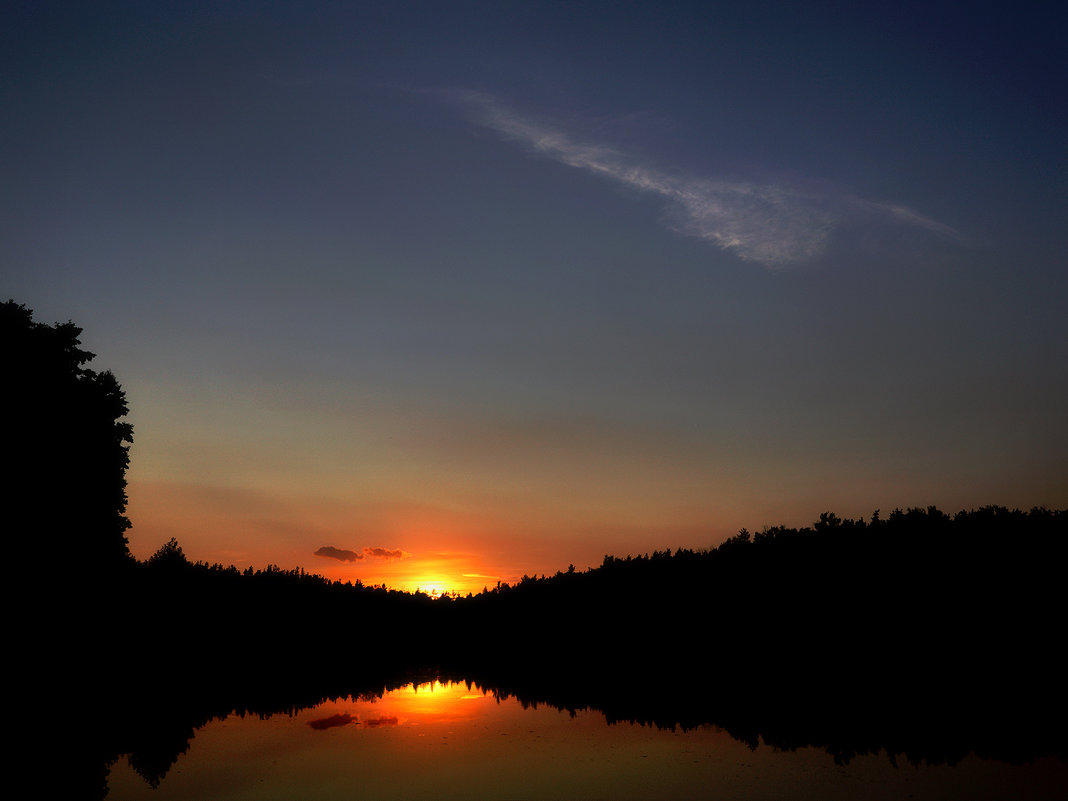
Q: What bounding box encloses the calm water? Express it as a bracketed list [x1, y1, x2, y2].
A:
[105, 680, 1066, 800]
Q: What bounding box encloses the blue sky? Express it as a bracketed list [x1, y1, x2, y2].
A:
[3, 1, 1065, 589]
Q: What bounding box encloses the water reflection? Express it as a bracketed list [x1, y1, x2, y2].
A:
[102, 679, 1067, 801]
[306, 680, 491, 730]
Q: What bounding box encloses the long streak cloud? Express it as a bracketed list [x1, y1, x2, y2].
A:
[456, 91, 962, 267]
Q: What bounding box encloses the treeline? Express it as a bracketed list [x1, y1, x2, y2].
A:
[114, 538, 451, 679]
[447, 505, 1066, 678]
[97, 503, 1067, 698]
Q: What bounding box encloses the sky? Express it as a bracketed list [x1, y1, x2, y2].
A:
[3, 1, 1066, 594]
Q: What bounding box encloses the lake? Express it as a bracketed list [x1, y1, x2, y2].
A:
[103, 679, 1066, 800]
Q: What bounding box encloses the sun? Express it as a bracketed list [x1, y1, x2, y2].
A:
[338, 551, 502, 597]
[410, 577, 454, 598]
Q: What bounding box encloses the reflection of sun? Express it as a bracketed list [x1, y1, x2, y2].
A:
[363, 680, 490, 726]
[307, 681, 493, 732]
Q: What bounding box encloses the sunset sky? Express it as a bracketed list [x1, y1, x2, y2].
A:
[4, 2, 1065, 594]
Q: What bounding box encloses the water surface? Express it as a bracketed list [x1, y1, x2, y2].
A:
[105, 680, 1066, 800]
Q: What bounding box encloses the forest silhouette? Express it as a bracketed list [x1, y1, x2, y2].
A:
[6, 300, 1066, 799]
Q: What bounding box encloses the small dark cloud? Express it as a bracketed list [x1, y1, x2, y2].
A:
[308, 712, 354, 730]
[315, 546, 362, 562]
[361, 715, 399, 728]
[315, 545, 410, 562]
[363, 546, 408, 560]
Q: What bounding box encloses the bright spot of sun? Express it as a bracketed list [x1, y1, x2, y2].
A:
[411, 577, 453, 598]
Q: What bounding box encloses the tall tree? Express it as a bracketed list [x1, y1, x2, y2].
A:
[3, 301, 133, 575]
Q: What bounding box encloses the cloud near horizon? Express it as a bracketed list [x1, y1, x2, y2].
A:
[315, 545, 410, 562]
[453, 90, 963, 267]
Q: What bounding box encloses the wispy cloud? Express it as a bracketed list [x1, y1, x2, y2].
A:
[452, 90, 963, 268]
[315, 545, 410, 562]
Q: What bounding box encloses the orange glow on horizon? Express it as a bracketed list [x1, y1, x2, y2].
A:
[124, 478, 745, 597]
[326, 556, 507, 597]
[124, 480, 527, 594]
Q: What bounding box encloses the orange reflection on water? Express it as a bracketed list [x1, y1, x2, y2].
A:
[307, 680, 497, 731]
[104, 679, 1068, 801]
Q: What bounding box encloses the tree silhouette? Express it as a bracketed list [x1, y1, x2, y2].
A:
[3, 300, 133, 577]
[146, 537, 189, 570]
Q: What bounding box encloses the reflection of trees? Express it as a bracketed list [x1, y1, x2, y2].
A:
[94, 672, 438, 796]
[87, 647, 1067, 798]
